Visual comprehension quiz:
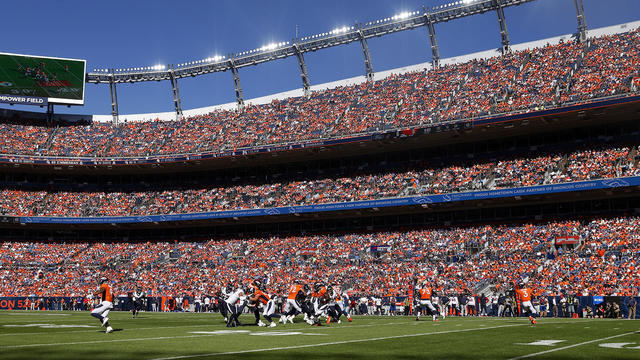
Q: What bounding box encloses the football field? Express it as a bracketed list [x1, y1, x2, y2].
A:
[0, 311, 639, 359]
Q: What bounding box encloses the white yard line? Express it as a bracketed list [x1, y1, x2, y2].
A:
[508, 331, 639, 360]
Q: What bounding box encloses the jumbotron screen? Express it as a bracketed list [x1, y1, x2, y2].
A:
[0, 52, 86, 106]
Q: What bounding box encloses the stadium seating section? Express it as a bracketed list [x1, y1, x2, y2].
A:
[1, 217, 638, 297]
[0, 143, 637, 217]
[1, 29, 640, 301]
[0, 29, 638, 157]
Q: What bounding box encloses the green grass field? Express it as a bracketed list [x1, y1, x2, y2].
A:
[0, 311, 638, 359]
[0, 53, 84, 100]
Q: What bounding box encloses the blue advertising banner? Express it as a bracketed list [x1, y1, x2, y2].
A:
[18, 176, 640, 225]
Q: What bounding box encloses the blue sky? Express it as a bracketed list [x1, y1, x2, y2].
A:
[1, 0, 639, 116]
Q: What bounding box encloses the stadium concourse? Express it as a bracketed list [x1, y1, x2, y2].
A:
[0, 28, 638, 158]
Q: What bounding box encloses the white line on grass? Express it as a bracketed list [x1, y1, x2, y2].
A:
[5, 313, 70, 316]
[0, 334, 213, 349]
[0, 320, 403, 337]
[149, 323, 529, 360]
[0, 317, 601, 339]
[508, 331, 638, 360]
[0, 322, 523, 351]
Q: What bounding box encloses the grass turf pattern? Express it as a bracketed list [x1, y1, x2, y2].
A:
[0, 311, 638, 359]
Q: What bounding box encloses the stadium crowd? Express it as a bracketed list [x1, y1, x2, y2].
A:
[0, 28, 638, 158]
[1, 217, 638, 300]
[0, 143, 636, 217]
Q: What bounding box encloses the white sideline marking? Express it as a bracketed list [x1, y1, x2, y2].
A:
[508, 332, 637, 359]
[0, 335, 218, 349]
[0, 322, 523, 351]
[150, 323, 527, 360]
[4, 324, 93, 328]
[5, 313, 70, 316]
[0, 320, 400, 337]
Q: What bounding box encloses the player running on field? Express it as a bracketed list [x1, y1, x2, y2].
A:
[281, 283, 308, 324]
[91, 277, 114, 333]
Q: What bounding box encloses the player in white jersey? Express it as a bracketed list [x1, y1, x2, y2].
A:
[224, 287, 245, 327]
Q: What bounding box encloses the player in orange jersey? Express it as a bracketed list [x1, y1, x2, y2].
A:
[91, 277, 114, 333]
[310, 282, 330, 325]
[415, 281, 439, 322]
[282, 283, 308, 324]
[515, 283, 537, 325]
[249, 283, 280, 328]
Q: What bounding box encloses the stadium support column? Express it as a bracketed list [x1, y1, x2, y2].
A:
[574, 0, 588, 42]
[46, 103, 54, 125]
[229, 59, 245, 109]
[424, 7, 440, 69]
[108, 69, 119, 125]
[495, 0, 511, 54]
[294, 43, 311, 96]
[169, 65, 183, 121]
[357, 24, 374, 82]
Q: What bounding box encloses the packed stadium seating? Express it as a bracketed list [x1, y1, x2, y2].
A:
[1, 217, 638, 298]
[0, 143, 637, 217]
[0, 28, 638, 158]
[1, 26, 640, 310]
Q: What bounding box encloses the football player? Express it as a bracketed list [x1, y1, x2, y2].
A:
[326, 285, 352, 324]
[309, 282, 330, 325]
[131, 287, 143, 319]
[218, 282, 234, 323]
[249, 282, 280, 327]
[91, 277, 114, 333]
[224, 286, 245, 327]
[415, 281, 439, 322]
[281, 282, 307, 324]
[515, 282, 537, 325]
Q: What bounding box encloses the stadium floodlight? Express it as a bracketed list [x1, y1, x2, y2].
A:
[392, 12, 411, 20]
[260, 42, 280, 52]
[331, 26, 350, 35]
